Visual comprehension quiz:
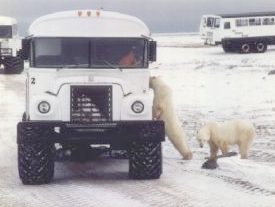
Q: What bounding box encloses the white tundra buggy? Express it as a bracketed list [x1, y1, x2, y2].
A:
[0, 16, 24, 73]
[17, 10, 165, 184]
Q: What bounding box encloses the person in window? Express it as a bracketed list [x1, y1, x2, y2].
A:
[118, 47, 137, 66]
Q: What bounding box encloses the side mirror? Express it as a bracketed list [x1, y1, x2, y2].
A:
[148, 41, 157, 62]
[21, 38, 31, 60]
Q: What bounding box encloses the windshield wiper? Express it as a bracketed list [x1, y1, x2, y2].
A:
[94, 60, 122, 71]
[61, 64, 89, 68]
[55, 64, 89, 70]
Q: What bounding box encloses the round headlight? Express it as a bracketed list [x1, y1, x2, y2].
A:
[131, 101, 144, 114]
[38, 101, 51, 114]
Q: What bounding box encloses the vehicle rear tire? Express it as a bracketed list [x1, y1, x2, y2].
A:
[255, 42, 267, 53]
[240, 43, 251, 54]
[3, 57, 24, 74]
[129, 141, 162, 179]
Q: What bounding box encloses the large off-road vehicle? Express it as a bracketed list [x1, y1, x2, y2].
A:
[0, 16, 24, 73]
[200, 12, 275, 53]
[17, 10, 165, 184]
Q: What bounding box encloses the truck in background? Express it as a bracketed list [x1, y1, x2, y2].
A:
[200, 12, 275, 53]
[0, 16, 24, 73]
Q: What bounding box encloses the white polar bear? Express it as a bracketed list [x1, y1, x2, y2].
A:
[197, 120, 256, 160]
[149, 76, 192, 160]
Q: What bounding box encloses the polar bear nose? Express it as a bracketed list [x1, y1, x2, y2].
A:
[200, 143, 204, 148]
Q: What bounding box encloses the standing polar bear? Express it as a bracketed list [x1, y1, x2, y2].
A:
[197, 120, 256, 160]
[149, 76, 192, 160]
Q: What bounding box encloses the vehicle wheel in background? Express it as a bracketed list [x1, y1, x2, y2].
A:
[3, 57, 24, 74]
[255, 42, 267, 53]
[240, 43, 251, 54]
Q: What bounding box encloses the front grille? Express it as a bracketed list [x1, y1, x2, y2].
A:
[71, 85, 112, 123]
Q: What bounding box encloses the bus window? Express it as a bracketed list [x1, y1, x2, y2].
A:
[214, 18, 220, 28]
[263, 17, 274, 25]
[236, 19, 248, 27]
[224, 22, 231, 29]
[249, 18, 261, 26]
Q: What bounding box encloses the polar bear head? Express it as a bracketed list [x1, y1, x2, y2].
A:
[149, 76, 162, 89]
[149, 76, 172, 96]
[197, 125, 211, 148]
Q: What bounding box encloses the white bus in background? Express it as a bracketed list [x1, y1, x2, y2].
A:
[200, 12, 275, 53]
[0, 16, 24, 73]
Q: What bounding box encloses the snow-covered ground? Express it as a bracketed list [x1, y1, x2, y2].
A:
[0, 34, 275, 206]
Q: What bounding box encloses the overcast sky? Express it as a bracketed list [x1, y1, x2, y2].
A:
[1, 0, 275, 34]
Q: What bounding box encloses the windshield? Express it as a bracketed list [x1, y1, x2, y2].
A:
[32, 37, 147, 69]
[0, 26, 12, 38]
[206, 17, 214, 27]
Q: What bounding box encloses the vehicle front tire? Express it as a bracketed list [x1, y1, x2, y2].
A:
[18, 142, 54, 185]
[3, 57, 24, 74]
[129, 141, 162, 179]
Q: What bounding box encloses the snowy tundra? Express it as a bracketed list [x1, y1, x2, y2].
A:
[0, 33, 275, 207]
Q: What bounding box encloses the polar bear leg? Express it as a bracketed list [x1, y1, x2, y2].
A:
[220, 143, 229, 155]
[167, 131, 193, 160]
[238, 141, 249, 159]
[153, 104, 162, 120]
[209, 140, 219, 160]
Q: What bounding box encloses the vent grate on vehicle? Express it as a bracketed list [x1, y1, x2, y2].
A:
[70, 85, 112, 123]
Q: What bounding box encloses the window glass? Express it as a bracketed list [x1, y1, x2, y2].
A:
[32, 38, 147, 69]
[214, 18, 220, 28]
[0, 26, 12, 38]
[34, 38, 89, 67]
[206, 17, 214, 27]
[249, 18, 261, 26]
[263, 17, 275, 25]
[92, 38, 145, 68]
[236, 19, 248, 27]
[224, 22, 231, 29]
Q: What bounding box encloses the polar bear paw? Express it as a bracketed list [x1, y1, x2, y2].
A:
[183, 151, 193, 160]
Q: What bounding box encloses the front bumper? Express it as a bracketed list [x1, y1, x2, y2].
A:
[17, 121, 165, 145]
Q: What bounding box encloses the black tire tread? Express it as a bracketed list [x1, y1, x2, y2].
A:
[18, 142, 54, 185]
[3, 56, 24, 74]
[129, 141, 162, 179]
